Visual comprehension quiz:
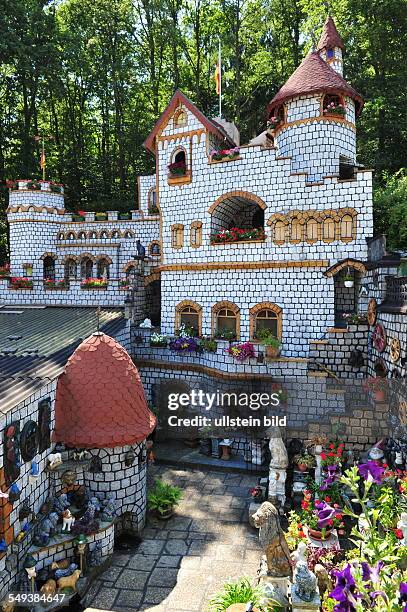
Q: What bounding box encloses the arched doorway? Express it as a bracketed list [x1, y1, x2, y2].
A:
[324, 260, 366, 328]
[209, 191, 266, 236]
[145, 276, 161, 327]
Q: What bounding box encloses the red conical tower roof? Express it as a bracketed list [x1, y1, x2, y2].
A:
[267, 52, 363, 116]
[54, 333, 156, 448]
[317, 16, 345, 51]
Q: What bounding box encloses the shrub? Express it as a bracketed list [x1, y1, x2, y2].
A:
[147, 480, 182, 517]
[209, 577, 271, 611]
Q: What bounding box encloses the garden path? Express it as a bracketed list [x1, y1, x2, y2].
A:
[84, 464, 262, 611]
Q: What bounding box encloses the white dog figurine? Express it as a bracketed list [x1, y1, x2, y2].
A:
[47, 452, 62, 469]
[61, 509, 75, 532]
[73, 450, 90, 461]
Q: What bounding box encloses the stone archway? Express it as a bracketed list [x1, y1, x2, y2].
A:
[208, 191, 266, 235]
[324, 259, 366, 327]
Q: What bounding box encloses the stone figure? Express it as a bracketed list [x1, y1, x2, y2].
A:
[314, 564, 332, 597]
[60, 469, 77, 488]
[266, 426, 288, 507]
[88, 542, 104, 567]
[62, 509, 75, 532]
[100, 494, 118, 521]
[136, 240, 146, 259]
[139, 318, 153, 328]
[252, 501, 292, 577]
[57, 570, 81, 592]
[47, 453, 62, 469]
[293, 563, 318, 602]
[291, 541, 308, 567]
[89, 496, 101, 513]
[72, 500, 99, 535]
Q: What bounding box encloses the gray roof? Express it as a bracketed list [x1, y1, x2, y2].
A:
[0, 306, 126, 414]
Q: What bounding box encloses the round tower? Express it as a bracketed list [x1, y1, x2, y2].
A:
[267, 18, 363, 183]
[6, 180, 65, 278]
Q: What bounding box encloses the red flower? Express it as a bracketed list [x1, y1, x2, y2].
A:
[328, 452, 335, 457]
[325, 496, 331, 502]
[321, 452, 327, 460]
[395, 529, 403, 539]
[299, 531, 306, 538]
[329, 443, 335, 450]
[301, 500, 309, 510]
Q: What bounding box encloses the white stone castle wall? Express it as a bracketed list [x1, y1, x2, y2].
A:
[138, 174, 156, 215]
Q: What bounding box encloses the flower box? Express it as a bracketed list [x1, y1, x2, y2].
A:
[9, 277, 33, 289]
[94, 212, 108, 221]
[118, 212, 131, 220]
[267, 116, 282, 130]
[209, 147, 240, 163]
[167, 170, 191, 186]
[148, 206, 160, 215]
[210, 227, 265, 244]
[226, 342, 255, 362]
[27, 180, 41, 191]
[81, 278, 108, 289]
[323, 103, 346, 117]
[168, 161, 187, 176]
[44, 279, 68, 290]
[169, 337, 200, 353]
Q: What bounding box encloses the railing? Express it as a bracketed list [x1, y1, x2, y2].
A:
[382, 276, 407, 308]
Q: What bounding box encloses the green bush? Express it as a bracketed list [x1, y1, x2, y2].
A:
[374, 170, 407, 250]
[209, 577, 279, 611]
[147, 480, 182, 516]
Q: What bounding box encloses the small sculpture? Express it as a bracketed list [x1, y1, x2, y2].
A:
[89, 497, 101, 513]
[60, 469, 77, 488]
[47, 453, 62, 469]
[397, 512, 407, 546]
[314, 563, 332, 597]
[73, 450, 90, 461]
[293, 562, 318, 602]
[100, 494, 118, 521]
[0, 491, 9, 500]
[57, 569, 81, 592]
[291, 541, 307, 567]
[89, 456, 102, 473]
[40, 579, 57, 597]
[267, 426, 288, 507]
[139, 318, 153, 328]
[54, 563, 78, 579]
[136, 239, 146, 259]
[62, 509, 75, 532]
[51, 560, 70, 570]
[252, 501, 292, 577]
[53, 493, 70, 514]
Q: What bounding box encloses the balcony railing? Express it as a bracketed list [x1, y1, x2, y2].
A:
[381, 276, 407, 312]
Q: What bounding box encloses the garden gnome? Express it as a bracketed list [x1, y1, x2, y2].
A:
[252, 501, 292, 577]
[397, 512, 407, 546]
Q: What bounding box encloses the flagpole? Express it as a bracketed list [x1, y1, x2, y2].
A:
[218, 39, 222, 118]
[42, 138, 45, 181]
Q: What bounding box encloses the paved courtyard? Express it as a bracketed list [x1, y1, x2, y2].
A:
[84, 465, 262, 611]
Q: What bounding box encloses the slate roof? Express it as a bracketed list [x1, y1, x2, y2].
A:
[267, 52, 363, 115]
[0, 306, 126, 415]
[54, 333, 156, 448]
[317, 16, 345, 51]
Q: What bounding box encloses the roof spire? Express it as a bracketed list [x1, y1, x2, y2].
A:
[316, 15, 345, 53]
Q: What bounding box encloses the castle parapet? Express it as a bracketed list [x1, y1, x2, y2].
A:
[7, 179, 65, 212]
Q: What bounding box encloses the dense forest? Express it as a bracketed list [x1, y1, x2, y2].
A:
[0, 0, 406, 260]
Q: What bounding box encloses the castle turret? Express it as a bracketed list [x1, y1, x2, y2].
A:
[267, 20, 363, 182]
[316, 15, 345, 76]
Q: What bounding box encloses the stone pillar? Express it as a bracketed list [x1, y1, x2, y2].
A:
[291, 587, 321, 612]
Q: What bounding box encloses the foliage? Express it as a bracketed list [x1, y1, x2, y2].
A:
[147, 479, 182, 516]
[210, 227, 265, 243]
[374, 170, 407, 250]
[226, 341, 255, 362]
[169, 336, 200, 352]
[293, 453, 316, 468]
[201, 337, 217, 352]
[150, 332, 168, 347]
[9, 276, 33, 288]
[209, 577, 271, 611]
[215, 329, 236, 341]
[80, 278, 108, 288]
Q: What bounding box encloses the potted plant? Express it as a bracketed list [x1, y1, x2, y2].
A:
[323, 101, 346, 117]
[169, 336, 200, 353]
[210, 227, 265, 244]
[256, 329, 281, 358]
[293, 453, 316, 473]
[209, 577, 272, 611]
[201, 338, 217, 353]
[215, 329, 236, 342]
[343, 274, 354, 288]
[9, 277, 33, 289]
[148, 479, 182, 520]
[150, 332, 168, 348]
[168, 160, 187, 176]
[267, 115, 281, 129]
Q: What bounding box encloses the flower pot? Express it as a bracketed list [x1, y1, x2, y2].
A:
[344, 280, 354, 288]
[308, 527, 332, 540]
[152, 506, 174, 520]
[219, 443, 232, 461]
[265, 345, 280, 358]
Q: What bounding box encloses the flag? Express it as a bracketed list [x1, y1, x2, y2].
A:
[214, 61, 220, 95]
[40, 150, 46, 171]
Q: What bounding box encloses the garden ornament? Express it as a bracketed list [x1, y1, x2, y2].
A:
[314, 563, 332, 597]
[267, 426, 288, 507]
[397, 512, 407, 546]
[291, 541, 307, 567]
[57, 569, 81, 592]
[293, 561, 318, 602]
[62, 509, 75, 532]
[252, 501, 291, 577]
[53, 493, 70, 514]
[136, 239, 146, 259]
[47, 452, 62, 469]
[139, 318, 153, 328]
[60, 469, 77, 487]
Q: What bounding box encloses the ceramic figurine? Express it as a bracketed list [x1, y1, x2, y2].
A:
[47, 452, 62, 469]
[89, 496, 101, 513]
[62, 509, 75, 532]
[57, 570, 81, 592]
[100, 494, 118, 521]
[40, 580, 56, 597]
[252, 501, 292, 577]
[54, 563, 78, 579]
[53, 493, 70, 514]
[139, 318, 153, 328]
[136, 239, 146, 259]
[73, 450, 90, 461]
[293, 562, 318, 602]
[51, 560, 71, 570]
[72, 500, 99, 534]
[314, 564, 332, 597]
[397, 512, 407, 546]
[88, 542, 103, 567]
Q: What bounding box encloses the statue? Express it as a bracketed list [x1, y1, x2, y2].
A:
[72, 500, 99, 535]
[314, 564, 332, 597]
[62, 509, 75, 532]
[252, 501, 292, 577]
[60, 469, 77, 488]
[100, 494, 118, 522]
[139, 318, 153, 328]
[293, 562, 318, 603]
[266, 426, 288, 507]
[136, 240, 146, 259]
[47, 453, 62, 469]
[88, 542, 104, 567]
[397, 512, 407, 546]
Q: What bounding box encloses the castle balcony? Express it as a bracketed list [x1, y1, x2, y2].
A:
[379, 275, 407, 313]
[6, 179, 64, 194]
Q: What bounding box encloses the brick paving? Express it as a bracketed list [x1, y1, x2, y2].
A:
[83, 465, 262, 611]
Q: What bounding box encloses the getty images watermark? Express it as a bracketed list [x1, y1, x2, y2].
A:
[167, 389, 286, 428]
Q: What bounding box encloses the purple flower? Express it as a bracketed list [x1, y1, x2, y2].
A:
[321, 464, 340, 490]
[361, 561, 384, 583]
[169, 337, 199, 353]
[358, 461, 385, 484]
[330, 565, 359, 611]
[315, 500, 341, 529]
[400, 582, 407, 606]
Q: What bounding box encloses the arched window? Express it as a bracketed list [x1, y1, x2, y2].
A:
[124, 230, 134, 238]
[168, 148, 187, 177]
[89, 230, 97, 239]
[64, 258, 77, 280]
[306, 218, 319, 243]
[171, 224, 184, 249]
[43, 256, 56, 281]
[67, 232, 75, 240]
[190, 221, 202, 248]
[212, 302, 240, 340]
[58, 232, 65, 240]
[340, 214, 354, 241]
[100, 230, 108, 239]
[81, 257, 93, 279]
[174, 109, 187, 128]
[175, 301, 202, 336]
[148, 187, 158, 214]
[250, 303, 282, 341]
[149, 241, 161, 256]
[322, 94, 345, 117]
[111, 230, 120, 238]
[290, 218, 302, 243]
[273, 220, 286, 244]
[323, 218, 336, 242]
[125, 264, 137, 281]
[97, 258, 110, 279]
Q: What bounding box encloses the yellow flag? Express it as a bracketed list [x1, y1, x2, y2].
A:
[40, 151, 46, 170]
[214, 62, 220, 95]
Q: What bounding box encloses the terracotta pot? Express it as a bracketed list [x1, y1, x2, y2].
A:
[308, 527, 332, 540]
[265, 345, 280, 358]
